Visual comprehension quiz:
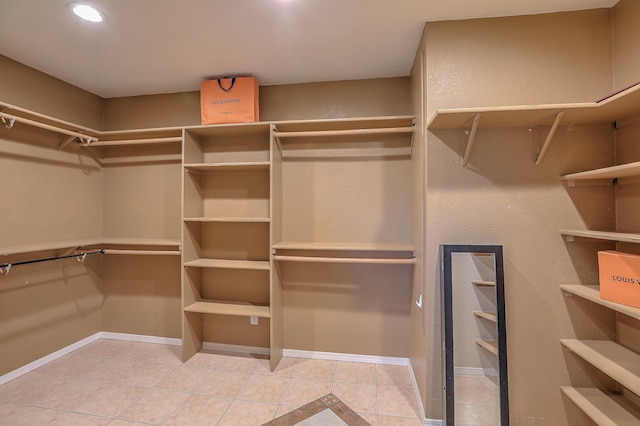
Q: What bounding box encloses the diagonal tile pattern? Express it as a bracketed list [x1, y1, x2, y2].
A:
[0, 339, 424, 425]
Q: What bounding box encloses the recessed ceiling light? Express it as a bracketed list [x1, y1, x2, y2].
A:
[68, 3, 105, 23]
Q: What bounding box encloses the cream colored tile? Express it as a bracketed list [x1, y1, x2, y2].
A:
[0, 373, 65, 405]
[217, 399, 278, 426]
[465, 404, 500, 426]
[455, 403, 480, 425]
[456, 388, 499, 407]
[105, 420, 144, 426]
[293, 359, 336, 381]
[215, 354, 260, 373]
[274, 403, 300, 418]
[36, 378, 110, 410]
[55, 412, 111, 425]
[116, 362, 176, 387]
[118, 388, 189, 424]
[454, 375, 485, 391]
[183, 351, 223, 369]
[0, 401, 67, 425]
[164, 393, 232, 426]
[156, 365, 212, 392]
[73, 339, 137, 358]
[237, 375, 290, 403]
[194, 370, 251, 398]
[377, 386, 420, 418]
[332, 382, 377, 414]
[476, 375, 500, 395]
[139, 343, 182, 365]
[280, 378, 332, 406]
[376, 365, 413, 388]
[74, 383, 147, 417]
[378, 415, 423, 425]
[36, 354, 104, 378]
[360, 412, 379, 425]
[81, 357, 142, 382]
[335, 361, 376, 385]
[254, 357, 304, 377]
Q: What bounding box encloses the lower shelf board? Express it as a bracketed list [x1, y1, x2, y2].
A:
[560, 285, 640, 322]
[184, 301, 270, 318]
[560, 339, 640, 396]
[561, 386, 640, 425]
[184, 258, 270, 270]
[475, 339, 498, 355]
[473, 311, 497, 323]
[471, 280, 496, 286]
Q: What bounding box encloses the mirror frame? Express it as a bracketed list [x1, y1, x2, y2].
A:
[440, 244, 509, 425]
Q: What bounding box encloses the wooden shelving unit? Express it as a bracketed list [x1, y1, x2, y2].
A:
[561, 386, 640, 425]
[474, 311, 498, 323]
[476, 339, 498, 356]
[561, 339, 640, 396]
[181, 123, 275, 366]
[560, 285, 640, 322]
[272, 242, 416, 265]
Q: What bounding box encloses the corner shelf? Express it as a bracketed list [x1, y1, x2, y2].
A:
[561, 386, 640, 425]
[561, 339, 640, 397]
[474, 311, 497, 323]
[184, 301, 270, 318]
[476, 339, 498, 355]
[560, 230, 640, 244]
[560, 285, 640, 322]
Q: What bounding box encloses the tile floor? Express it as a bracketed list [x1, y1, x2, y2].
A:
[0, 339, 423, 425]
[454, 374, 499, 426]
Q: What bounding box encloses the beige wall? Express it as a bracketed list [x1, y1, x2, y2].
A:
[612, 0, 640, 91]
[0, 55, 103, 130]
[417, 8, 618, 424]
[103, 78, 411, 129]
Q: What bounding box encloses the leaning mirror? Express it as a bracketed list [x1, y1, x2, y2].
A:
[440, 244, 509, 425]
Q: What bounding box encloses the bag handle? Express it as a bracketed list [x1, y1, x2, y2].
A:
[217, 77, 236, 92]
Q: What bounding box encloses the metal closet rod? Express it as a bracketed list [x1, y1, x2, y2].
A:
[0, 249, 105, 276]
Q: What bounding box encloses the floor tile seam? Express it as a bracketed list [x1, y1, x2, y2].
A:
[156, 389, 194, 426]
[374, 364, 380, 424]
[461, 402, 498, 408]
[114, 388, 190, 425]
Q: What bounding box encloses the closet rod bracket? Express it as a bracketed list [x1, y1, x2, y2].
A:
[1, 116, 16, 129]
[0, 264, 11, 276]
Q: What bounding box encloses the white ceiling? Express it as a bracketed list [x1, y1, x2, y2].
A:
[0, 0, 618, 98]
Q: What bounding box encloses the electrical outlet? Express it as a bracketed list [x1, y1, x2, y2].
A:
[250, 316, 259, 325]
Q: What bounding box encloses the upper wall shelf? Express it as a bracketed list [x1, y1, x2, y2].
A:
[427, 82, 640, 166]
[561, 160, 640, 181]
[272, 242, 416, 265]
[560, 230, 640, 244]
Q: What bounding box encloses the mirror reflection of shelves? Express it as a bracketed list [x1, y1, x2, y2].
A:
[476, 339, 498, 356]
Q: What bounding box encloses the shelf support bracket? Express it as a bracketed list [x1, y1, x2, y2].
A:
[535, 110, 565, 165]
[1, 116, 16, 129]
[58, 135, 77, 150]
[462, 114, 481, 167]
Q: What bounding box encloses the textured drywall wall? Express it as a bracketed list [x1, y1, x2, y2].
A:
[612, 0, 640, 91]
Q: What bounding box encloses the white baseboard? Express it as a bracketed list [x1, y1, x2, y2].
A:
[283, 349, 409, 366]
[0, 332, 102, 385]
[454, 366, 498, 377]
[423, 420, 443, 425]
[99, 331, 181, 346]
[203, 341, 270, 356]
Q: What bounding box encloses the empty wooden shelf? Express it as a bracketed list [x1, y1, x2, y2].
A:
[560, 285, 640, 322]
[561, 386, 640, 426]
[184, 162, 270, 173]
[184, 301, 270, 318]
[561, 339, 640, 396]
[560, 230, 640, 244]
[476, 339, 498, 355]
[272, 242, 416, 264]
[472, 280, 496, 286]
[184, 259, 270, 270]
[474, 311, 498, 323]
[184, 217, 270, 223]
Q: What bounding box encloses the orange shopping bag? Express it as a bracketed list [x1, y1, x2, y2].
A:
[200, 77, 259, 124]
[598, 250, 640, 309]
